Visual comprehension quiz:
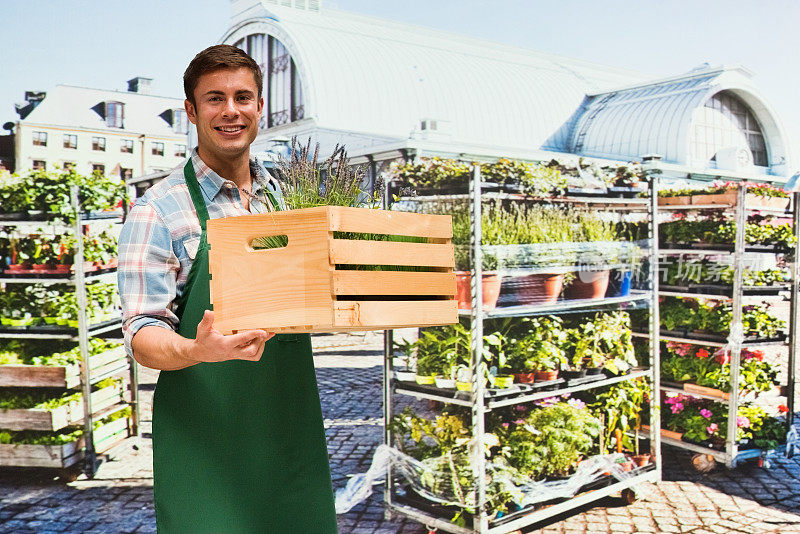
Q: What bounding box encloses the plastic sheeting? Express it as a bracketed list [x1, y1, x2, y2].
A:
[335, 444, 639, 516]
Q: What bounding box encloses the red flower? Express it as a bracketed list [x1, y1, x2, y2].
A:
[779, 405, 789, 413]
[715, 350, 730, 365]
[696, 349, 709, 359]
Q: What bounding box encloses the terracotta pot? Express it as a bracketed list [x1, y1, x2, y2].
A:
[513, 372, 536, 384]
[54, 264, 71, 274]
[534, 369, 559, 381]
[514, 273, 564, 305]
[455, 271, 502, 310]
[618, 460, 635, 472]
[632, 454, 651, 467]
[566, 269, 610, 300]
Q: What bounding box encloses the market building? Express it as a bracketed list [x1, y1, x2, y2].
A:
[221, 0, 794, 181]
[8, 78, 190, 179]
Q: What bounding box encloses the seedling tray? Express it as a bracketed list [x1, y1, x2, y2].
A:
[0, 347, 127, 388]
[207, 206, 457, 334]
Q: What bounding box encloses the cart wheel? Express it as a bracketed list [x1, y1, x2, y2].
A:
[57, 466, 81, 483]
[691, 453, 716, 473]
[621, 488, 638, 504]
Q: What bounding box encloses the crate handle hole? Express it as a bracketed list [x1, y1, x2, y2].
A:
[248, 235, 289, 251]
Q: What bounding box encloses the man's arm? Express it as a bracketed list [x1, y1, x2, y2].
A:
[131, 310, 271, 371]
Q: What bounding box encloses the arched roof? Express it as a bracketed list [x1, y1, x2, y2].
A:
[559, 66, 791, 173]
[221, 3, 651, 152]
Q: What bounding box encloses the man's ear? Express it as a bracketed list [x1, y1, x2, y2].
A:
[185, 99, 198, 125]
[257, 96, 264, 116]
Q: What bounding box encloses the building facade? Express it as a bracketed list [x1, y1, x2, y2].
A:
[219, 1, 794, 180]
[11, 78, 190, 179]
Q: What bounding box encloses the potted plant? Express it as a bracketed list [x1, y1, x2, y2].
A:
[452, 208, 502, 310]
[566, 213, 621, 300]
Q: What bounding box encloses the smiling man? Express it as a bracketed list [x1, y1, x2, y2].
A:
[118, 45, 337, 533]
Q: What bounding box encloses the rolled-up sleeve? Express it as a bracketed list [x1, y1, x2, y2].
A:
[118, 200, 181, 357]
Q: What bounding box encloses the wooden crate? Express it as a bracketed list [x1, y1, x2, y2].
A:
[657, 196, 692, 206]
[0, 347, 127, 389]
[0, 417, 130, 468]
[0, 382, 127, 431]
[691, 192, 790, 210]
[207, 206, 458, 334]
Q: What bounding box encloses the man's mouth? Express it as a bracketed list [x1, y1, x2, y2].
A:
[214, 125, 246, 133]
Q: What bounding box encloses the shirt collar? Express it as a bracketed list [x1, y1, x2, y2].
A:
[189, 147, 269, 203]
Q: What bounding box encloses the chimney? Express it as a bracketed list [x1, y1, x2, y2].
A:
[14, 91, 46, 120]
[127, 77, 153, 94]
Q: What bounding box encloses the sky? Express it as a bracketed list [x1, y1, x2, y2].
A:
[2, 0, 799, 160]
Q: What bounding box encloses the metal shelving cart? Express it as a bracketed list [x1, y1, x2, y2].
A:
[381, 165, 663, 533]
[0, 189, 139, 478]
[647, 165, 798, 469]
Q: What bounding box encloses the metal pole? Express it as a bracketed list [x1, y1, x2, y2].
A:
[788, 192, 799, 427]
[726, 185, 747, 467]
[73, 186, 96, 477]
[469, 165, 487, 533]
[383, 329, 394, 516]
[648, 172, 662, 478]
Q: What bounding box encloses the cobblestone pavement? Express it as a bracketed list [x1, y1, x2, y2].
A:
[1, 332, 800, 533]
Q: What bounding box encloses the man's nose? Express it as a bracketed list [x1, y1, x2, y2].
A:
[222, 98, 239, 117]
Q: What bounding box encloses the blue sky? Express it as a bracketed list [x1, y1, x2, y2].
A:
[2, 0, 799, 158]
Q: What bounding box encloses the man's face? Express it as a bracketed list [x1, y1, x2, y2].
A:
[185, 67, 263, 162]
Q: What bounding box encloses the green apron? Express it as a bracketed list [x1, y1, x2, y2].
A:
[152, 161, 337, 533]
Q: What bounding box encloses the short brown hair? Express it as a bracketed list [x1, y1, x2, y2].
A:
[183, 44, 263, 105]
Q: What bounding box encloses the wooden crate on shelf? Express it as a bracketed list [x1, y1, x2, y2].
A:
[0, 416, 130, 468]
[0, 382, 127, 432]
[0, 347, 128, 388]
[207, 206, 458, 334]
[691, 192, 789, 210]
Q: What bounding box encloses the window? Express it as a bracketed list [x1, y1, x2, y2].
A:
[92, 164, 105, 175]
[121, 139, 134, 153]
[106, 101, 124, 128]
[63, 134, 77, 149]
[32, 131, 47, 146]
[151, 142, 164, 156]
[63, 162, 75, 170]
[92, 136, 106, 151]
[174, 144, 187, 157]
[240, 33, 304, 129]
[691, 91, 768, 167]
[120, 167, 133, 180]
[32, 160, 46, 170]
[173, 109, 189, 134]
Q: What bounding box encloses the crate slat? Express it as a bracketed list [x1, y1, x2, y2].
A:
[329, 207, 453, 239]
[333, 300, 458, 329]
[333, 271, 456, 296]
[330, 240, 454, 268]
[0, 348, 127, 389]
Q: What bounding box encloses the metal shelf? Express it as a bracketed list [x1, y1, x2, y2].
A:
[0, 318, 123, 340]
[658, 284, 790, 301]
[0, 270, 118, 285]
[461, 291, 651, 319]
[632, 330, 788, 348]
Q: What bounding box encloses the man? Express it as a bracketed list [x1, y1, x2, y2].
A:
[119, 45, 337, 533]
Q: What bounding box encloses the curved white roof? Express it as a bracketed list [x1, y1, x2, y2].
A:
[561, 66, 791, 173]
[221, 4, 651, 152]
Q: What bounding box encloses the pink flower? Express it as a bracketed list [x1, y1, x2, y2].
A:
[501, 422, 509, 428]
[514, 419, 526, 425]
[670, 402, 684, 414]
[707, 423, 718, 435]
[515, 405, 527, 412]
[737, 416, 750, 428]
[700, 409, 712, 419]
[568, 398, 586, 410]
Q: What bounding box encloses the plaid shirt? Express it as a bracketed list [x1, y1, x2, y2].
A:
[118, 148, 282, 357]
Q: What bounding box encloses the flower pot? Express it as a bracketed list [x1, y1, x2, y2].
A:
[606, 270, 632, 298]
[514, 273, 564, 305]
[54, 264, 71, 274]
[5, 264, 26, 273]
[31, 264, 48, 272]
[534, 370, 559, 381]
[455, 271, 502, 310]
[561, 369, 586, 380]
[434, 376, 456, 389]
[566, 269, 610, 300]
[494, 375, 514, 388]
[55, 317, 69, 326]
[395, 370, 416, 382]
[0, 317, 12, 326]
[455, 381, 472, 392]
[617, 460, 635, 472]
[67, 319, 79, 328]
[513, 372, 536, 384]
[631, 454, 651, 467]
[415, 375, 435, 385]
[585, 367, 603, 376]
[43, 316, 58, 325]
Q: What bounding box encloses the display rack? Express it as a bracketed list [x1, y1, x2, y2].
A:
[649, 171, 797, 469]
[0, 187, 139, 478]
[381, 166, 662, 533]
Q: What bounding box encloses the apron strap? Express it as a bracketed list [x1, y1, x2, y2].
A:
[183, 160, 211, 230]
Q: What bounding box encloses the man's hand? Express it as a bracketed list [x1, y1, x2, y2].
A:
[189, 310, 275, 363]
